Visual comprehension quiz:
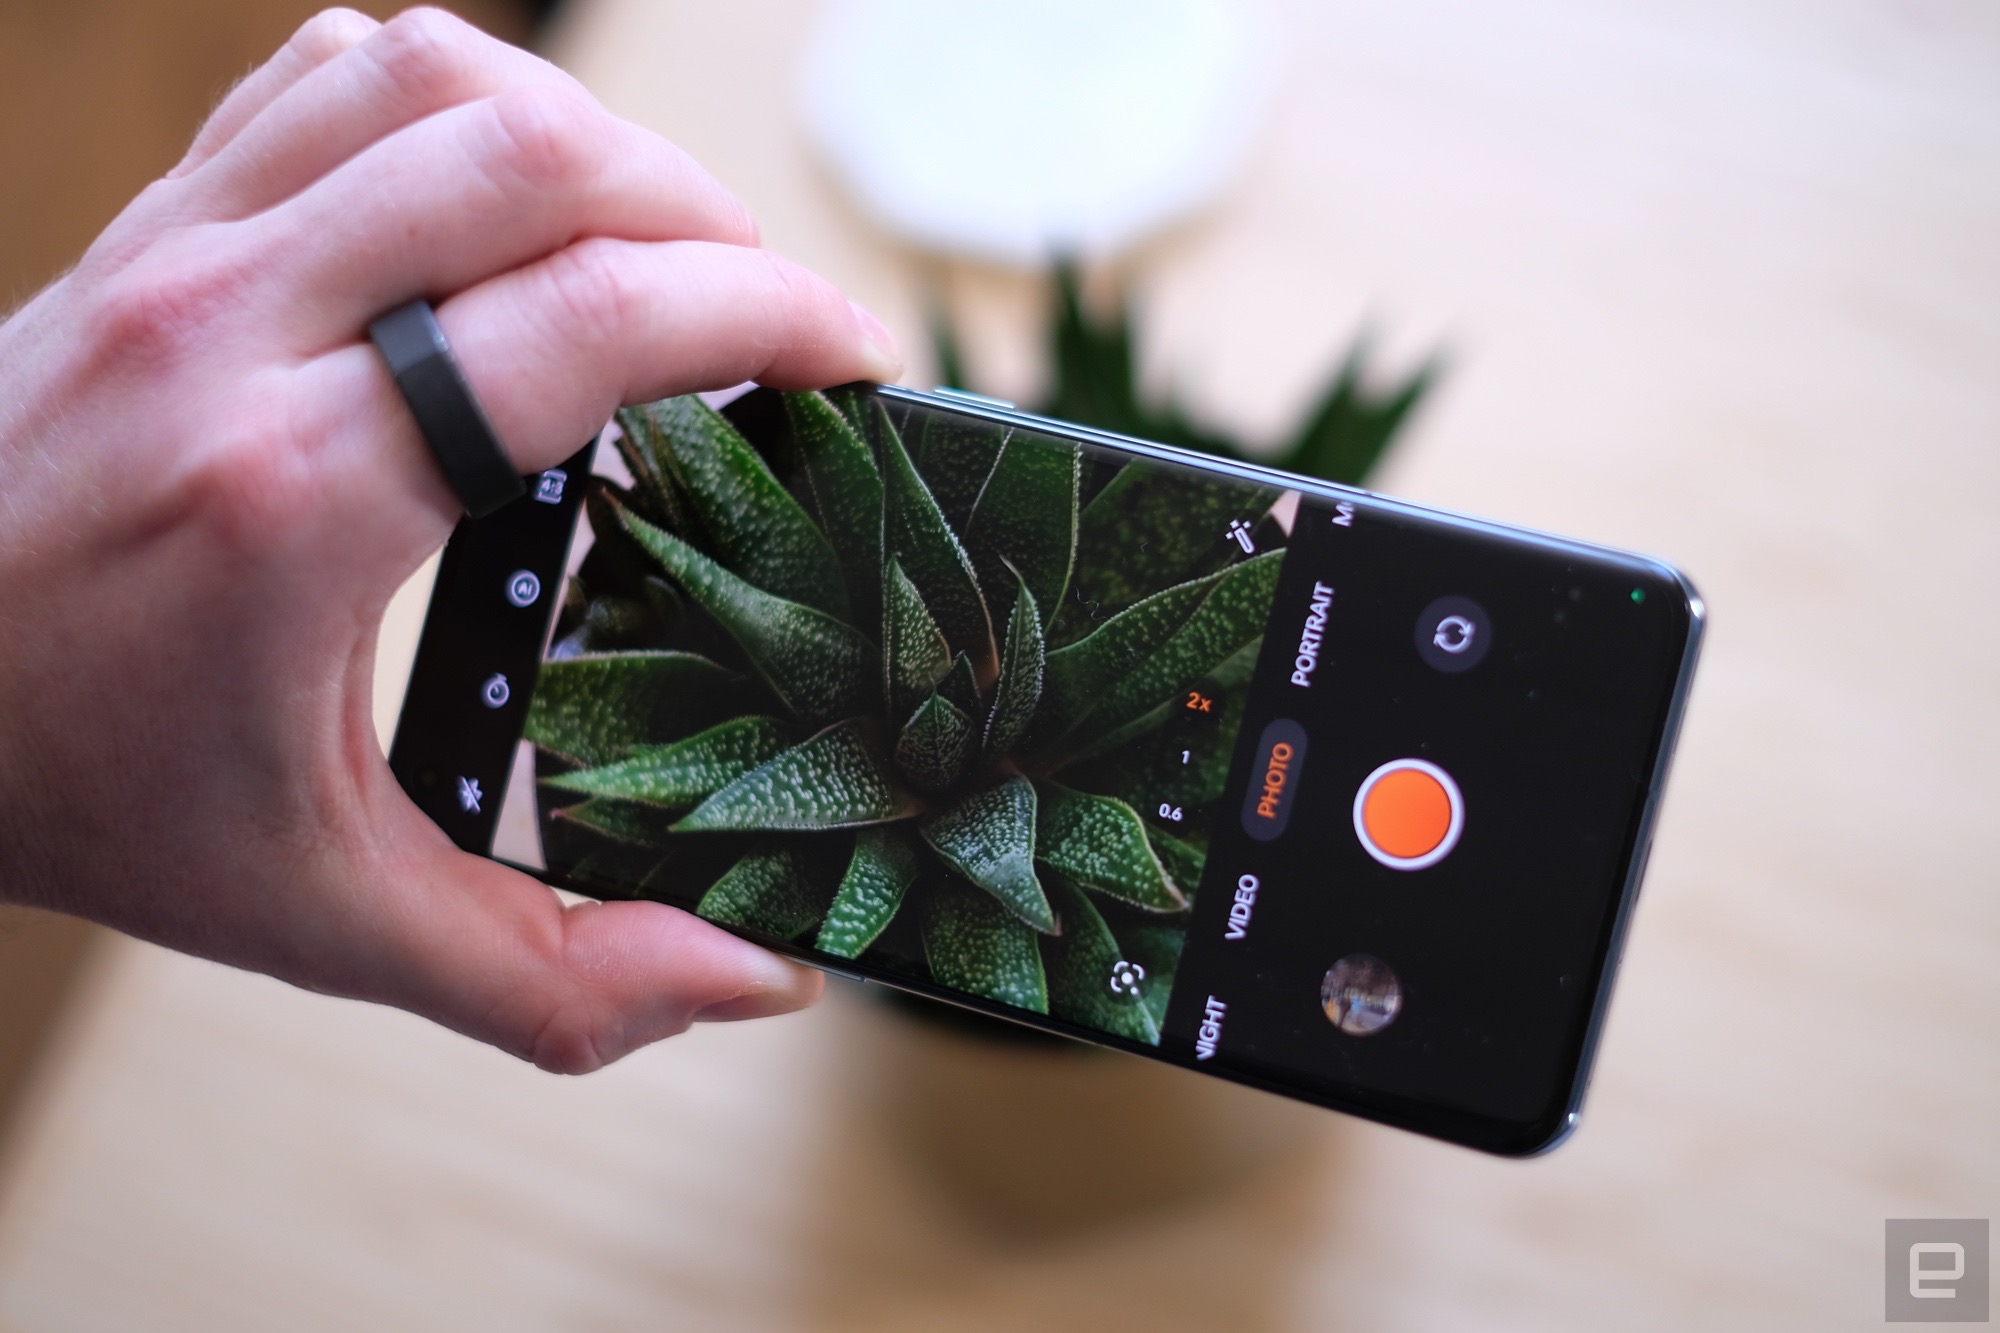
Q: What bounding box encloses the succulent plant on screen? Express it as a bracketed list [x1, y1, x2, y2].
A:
[522, 386, 1287, 1043]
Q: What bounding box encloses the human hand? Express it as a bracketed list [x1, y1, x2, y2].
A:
[0, 8, 901, 1070]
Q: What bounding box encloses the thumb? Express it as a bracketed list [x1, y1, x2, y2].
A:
[359, 827, 824, 1072]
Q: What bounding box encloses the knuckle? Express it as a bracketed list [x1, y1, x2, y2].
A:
[719, 191, 760, 248]
[289, 8, 375, 63]
[483, 84, 606, 192]
[526, 1003, 615, 1075]
[366, 7, 481, 97]
[541, 238, 639, 345]
[756, 250, 839, 335]
[89, 251, 241, 370]
[181, 429, 317, 558]
[657, 144, 759, 246]
[135, 404, 316, 568]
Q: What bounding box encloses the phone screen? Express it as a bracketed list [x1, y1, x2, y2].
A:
[391, 384, 1700, 1154]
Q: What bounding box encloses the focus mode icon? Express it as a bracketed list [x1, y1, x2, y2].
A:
[1107, 959, 1147, 999]
[1240, 718, 1308, 842]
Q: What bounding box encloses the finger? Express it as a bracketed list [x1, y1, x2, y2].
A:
[439, 238, 903, 454]
[364, 830, 824, 1073]
[254, 82, 759, 347]
[186, 8, 576, 221]
[290, 237, 900, 587]
[170, 9, 380, 179]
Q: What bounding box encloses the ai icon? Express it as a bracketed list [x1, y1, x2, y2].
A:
[505, 570, 541, 608]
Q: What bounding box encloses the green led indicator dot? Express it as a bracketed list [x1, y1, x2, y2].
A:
[1630, 588, 1646, 604]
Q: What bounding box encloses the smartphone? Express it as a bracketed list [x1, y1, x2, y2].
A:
[387, 382, 1702, 1155]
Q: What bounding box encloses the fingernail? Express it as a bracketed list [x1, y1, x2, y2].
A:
[693, 957, 824, 1023]
[849, 299, 903, 384]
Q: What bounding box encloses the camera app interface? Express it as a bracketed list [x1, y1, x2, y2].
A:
[403, 384, 1686, 1136]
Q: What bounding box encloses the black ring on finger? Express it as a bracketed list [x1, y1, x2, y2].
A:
[369, 299, 525, 519]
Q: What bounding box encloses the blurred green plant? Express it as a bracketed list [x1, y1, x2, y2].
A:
[934, 264, 1439, 487]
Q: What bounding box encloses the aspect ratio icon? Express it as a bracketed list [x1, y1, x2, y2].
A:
[1415, 595, 1491, 672]
[505, 570, 541, 608]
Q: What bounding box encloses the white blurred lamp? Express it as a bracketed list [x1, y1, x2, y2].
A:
[800, 0, 1274, 267]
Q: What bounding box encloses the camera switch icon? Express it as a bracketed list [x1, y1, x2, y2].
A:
[480, 674, 510, 709]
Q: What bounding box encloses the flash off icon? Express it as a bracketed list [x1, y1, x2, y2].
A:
[1886, 1219, 1988, 1322]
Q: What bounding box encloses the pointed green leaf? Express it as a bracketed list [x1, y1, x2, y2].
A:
[563, 851, 670, 899]
[1143, 825, 1207, 902]
[894, 691, 976, 793]
[920, 776, 1053, 932]
[914, 410, 1002, 535]
[541, 716, 789, 811]
[884, 556, 951, 723]
[1064, 550, 1284, 751]
[1043, 263, 1150, 441]
[815, 828, 921, 959]
[880, 407, 995, 671]
[579, 480, 685, 622]
[550, 796, 680, 846]
[611, 405, 697, 532]
[963, 430, 1079, 625]
[697, 848, 825, 940]
[1034, 572, 1220, 744]
[983, 574, 1044, 756]
[1055, 466, 1277, 639]
[835, 388, 903, 471]
[1034, 782, 1186, 911]
[1042, 878, 1159, 1043]
[676, 719, 919, 832]
[923, 878, 1048, 1012]
[620, 506, 878, 726]
[524, 651, 742, 766]
[924, 302, 971, 402]
[1277, 344, 1439, 487]
[548, 591, 666, 658]
[783, 391, 883, 634]
[629, 395, 849, 618]
[822, 384, 875, 447]
[937, 651, 981, 717]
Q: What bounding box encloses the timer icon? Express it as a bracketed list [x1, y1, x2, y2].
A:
[480, 673, 511, 709]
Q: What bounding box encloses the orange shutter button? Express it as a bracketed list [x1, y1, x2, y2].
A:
[1353, 759, 1464, 870]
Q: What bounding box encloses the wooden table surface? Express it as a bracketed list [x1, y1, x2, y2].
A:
[2, 1, 1995, 1328]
